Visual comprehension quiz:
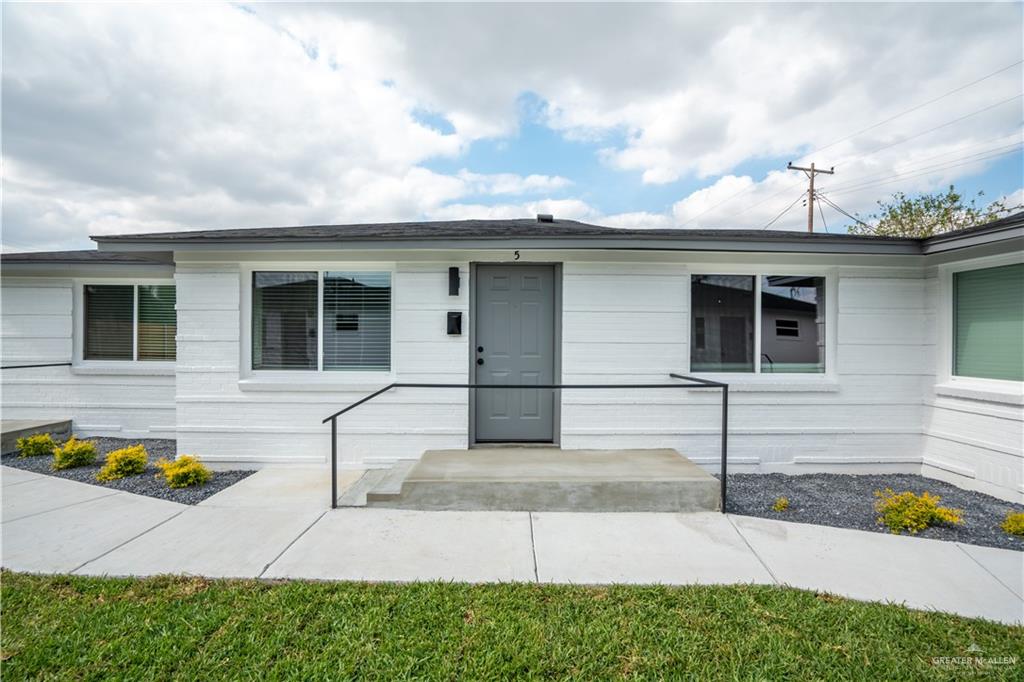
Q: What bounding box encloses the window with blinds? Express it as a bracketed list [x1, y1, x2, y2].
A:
[323, 272, 391, 371]
[84, 285, 134, 360]
[252, 272, 318, 370]
[137, 285, 177, 361]
[954, 264, 1024, 381]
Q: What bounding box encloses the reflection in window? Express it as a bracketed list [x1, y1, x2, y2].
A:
[760, 276, 825, 373]
[323, 272, 391, 371]
[252, 272, 318, 370]
[690, 275, 755, 372]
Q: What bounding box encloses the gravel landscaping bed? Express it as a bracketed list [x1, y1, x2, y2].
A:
[724, 473, 1024, 551]
[1, 437, 255, 505]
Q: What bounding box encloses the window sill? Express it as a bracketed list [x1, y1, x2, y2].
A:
[684, 374, 839, 393]
[934, 379, 1023, 406]
[238, 374, 395, 392]
[71, 363, 175, 377]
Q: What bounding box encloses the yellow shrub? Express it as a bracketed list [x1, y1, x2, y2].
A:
[1001, 512, 1024, 537]
[52, 437, 98, 470]
[873, 488, 962, 535]
[155, 455, 212, 489]
[16, 433, 56, 458]
[772, 497, 790, 512]
[96, 444, 148, 481]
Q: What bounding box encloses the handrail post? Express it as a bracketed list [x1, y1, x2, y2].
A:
[720, 385, 728, 513]
[330, 416, 338, 509]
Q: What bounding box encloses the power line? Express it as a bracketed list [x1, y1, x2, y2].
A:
[821, 142, 1022, 194]
[761, 192, 806, 229]
[825, 146, 1022, 198]
[792, 60, 1023, 163]
[816, 196, 830, 233]
[817, 193, 872, 229]
[677, 63, 1023, 226]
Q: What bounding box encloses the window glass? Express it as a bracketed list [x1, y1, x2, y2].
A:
[137, 285, 177, 361]
[252, 272, 318, 370]
[323, 272, 391, 371]
[760, 276, 825, 373]
[84, 285, 134, 360]
[954, 264, 1024, 381]
[691, 275, 755, 372]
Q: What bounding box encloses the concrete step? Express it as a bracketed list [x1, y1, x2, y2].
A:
[1, 419, 72, 454]
[365, 448, 721, 513]
[366, 460, 417, 500]
[335, 469, 388, 508]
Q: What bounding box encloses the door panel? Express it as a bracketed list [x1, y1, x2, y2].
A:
[475, 265, 556, 442]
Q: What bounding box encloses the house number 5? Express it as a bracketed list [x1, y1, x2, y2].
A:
[514, 250, 521, 261]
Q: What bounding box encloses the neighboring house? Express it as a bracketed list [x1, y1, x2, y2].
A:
[2, 213, 1022, 502]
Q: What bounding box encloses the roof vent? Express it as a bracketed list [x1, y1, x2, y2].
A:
[536, 213, 554, 223]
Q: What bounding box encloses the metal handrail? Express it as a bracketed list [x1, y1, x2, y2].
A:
[1, 362, 73, 370]
[322, 373, 729, 512]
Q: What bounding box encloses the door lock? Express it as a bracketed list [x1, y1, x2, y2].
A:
[476, 358, 484, 365]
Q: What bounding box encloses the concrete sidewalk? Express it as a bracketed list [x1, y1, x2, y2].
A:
[2, 466, 1022, 624]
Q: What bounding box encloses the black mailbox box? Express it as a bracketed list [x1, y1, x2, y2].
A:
[447, 311, 462, 335]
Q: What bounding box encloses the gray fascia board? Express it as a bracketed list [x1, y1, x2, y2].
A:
[921, 224, 1024, 254]
[1, 261, 175, 278]
[95, 236, 923, 255]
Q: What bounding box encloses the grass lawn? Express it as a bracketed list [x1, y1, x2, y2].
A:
[2, 572, 1021, 680]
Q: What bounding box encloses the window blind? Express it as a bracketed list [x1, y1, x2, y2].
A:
[137, 285, 177, 361]
[954, 264, 1024, 381]
[84, 285, 134, 360]
[252, 272, 318, 370]
[323, 272, 391, 371]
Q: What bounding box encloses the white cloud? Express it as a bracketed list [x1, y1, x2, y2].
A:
[1, 2, 1020, 248]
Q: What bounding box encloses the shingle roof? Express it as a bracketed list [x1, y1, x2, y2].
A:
[0, 249, 170, 264]
[91, 218, 917, 245]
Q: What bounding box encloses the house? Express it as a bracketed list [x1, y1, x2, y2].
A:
[2, 213, 1022, 503]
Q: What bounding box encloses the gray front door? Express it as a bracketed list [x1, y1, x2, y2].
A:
[474, 264, 556, 442]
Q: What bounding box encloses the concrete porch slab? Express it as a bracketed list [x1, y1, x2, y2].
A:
[366, 448, 720, 512]
[263, 508, 535, 582]
[76, 506, 324, 579]
[532, 512, 773, 585]
[2, 474, 117, 522]
[199, 467, 364, 511]
[2, 493, 183, 573]
[1, 419, 71, 454]
[730, 515, 1024, 625]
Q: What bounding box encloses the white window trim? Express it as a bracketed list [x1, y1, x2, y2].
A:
[934, 252, 1024, 403]
[239, 263, 397, 387]
[72, 278, 177, 375]
[685, 266, 838, 386]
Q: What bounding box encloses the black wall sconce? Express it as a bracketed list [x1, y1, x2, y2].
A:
[448, 267, 460, 296]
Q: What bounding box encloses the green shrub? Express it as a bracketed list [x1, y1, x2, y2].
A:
[772, 496, 790, 512]
[155, 455, 212, 489]
[52, 437, 98, 470]
[1001, 512, 1024, 537]
[16, 433, 56, 458]
[873, 488, 962, 535]
[96, 444, 148, 481]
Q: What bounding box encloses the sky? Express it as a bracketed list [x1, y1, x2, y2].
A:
[2, 2, 1022, 252]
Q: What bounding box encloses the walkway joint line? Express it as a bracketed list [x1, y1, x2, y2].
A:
[70, 509, 187, 574]
[726, 514, 780, 585]
[954, 542, 1023, 600]
[3, 490, 122, 525]
[528, 512, 539, 583]
[258, 511, 327, 579]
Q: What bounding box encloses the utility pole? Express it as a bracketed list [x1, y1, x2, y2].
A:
[787, 162, 834, 232]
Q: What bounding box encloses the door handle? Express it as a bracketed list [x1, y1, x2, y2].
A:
[477, 358, 484, 365]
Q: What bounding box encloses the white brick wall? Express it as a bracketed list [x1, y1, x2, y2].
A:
[0, 277, 175, 438]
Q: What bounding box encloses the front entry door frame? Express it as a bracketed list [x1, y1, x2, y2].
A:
[468, 262, 562, 446]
